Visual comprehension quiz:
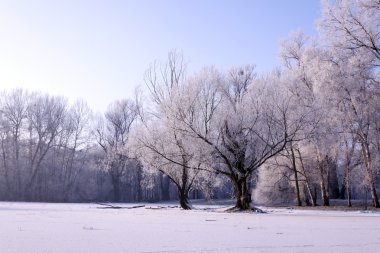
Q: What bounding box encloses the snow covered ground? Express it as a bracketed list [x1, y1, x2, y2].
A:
[0, 202, 380, 253]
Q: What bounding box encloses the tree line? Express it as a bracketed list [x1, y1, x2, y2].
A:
[0, 0, 379, 210]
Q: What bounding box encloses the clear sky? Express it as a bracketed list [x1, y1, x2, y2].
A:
[0, 0, 321, 113]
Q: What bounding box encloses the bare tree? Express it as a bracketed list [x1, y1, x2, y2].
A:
[0, 89, 29, 198]
[94, 99, 138, 202]
[57, 100, 92, 201]
[130, 51, 208, 209]
[25, 93, 67, 199]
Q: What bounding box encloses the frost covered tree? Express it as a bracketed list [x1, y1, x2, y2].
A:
[130, 118, 208, 209]
[320, 0, 380, 68]
[270, 8, 380, 207]
[94, 99, 138, 202]
[279, 30, 357, 206]
[130, 51, 213, 209]
[326, 57, 380, 207]
[157, 64, 313, 210]
[319, 0, 380, 207]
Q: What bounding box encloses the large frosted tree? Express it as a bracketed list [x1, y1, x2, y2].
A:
[157, 65, 312, 210]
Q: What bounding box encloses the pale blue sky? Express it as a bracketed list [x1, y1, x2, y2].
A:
[0, 0, 320, 112]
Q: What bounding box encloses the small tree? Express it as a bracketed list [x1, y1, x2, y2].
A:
[130, 51, 211, 209]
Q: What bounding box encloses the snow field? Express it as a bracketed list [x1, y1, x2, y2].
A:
[0, 202, 380, 252]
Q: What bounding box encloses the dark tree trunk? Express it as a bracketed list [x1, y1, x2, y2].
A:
[321, 180, 330, 206]
[291, 146, 301, 206]
[178, 187, 191, 210]
[233, 176, 252, 210]
[177, 164, 192, 210]
[367, 170, 380, 208]
[362, 143, 380, 208]
[345, 165, 352, 207]
[158, 163, 192, 209]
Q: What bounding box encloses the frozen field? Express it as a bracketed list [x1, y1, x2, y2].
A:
[0, 202, 380, 253]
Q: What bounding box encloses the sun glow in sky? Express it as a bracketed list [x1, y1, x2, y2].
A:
[0, 0, 320, 113]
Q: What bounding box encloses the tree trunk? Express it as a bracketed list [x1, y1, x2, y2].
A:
[362, 143, 380, 208]
[178, 188, 191, 210]
[233, 176, 252, 210]
[320, 180, 330, 206]
[366, 167, 380, 208]
[345, 164, 352, 207]
[343, 138, 355, 207]
[291, 146, 301, 206]
[178, 164, 191, 210]
[318, 155, 329, 206]
[297, 149, 316, 206]
[304, 182, 316, 207]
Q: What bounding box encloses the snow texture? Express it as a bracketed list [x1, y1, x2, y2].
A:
[0, 202, 380, 252]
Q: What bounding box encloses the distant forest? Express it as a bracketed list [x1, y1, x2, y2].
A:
[0, 0, 379, 210]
